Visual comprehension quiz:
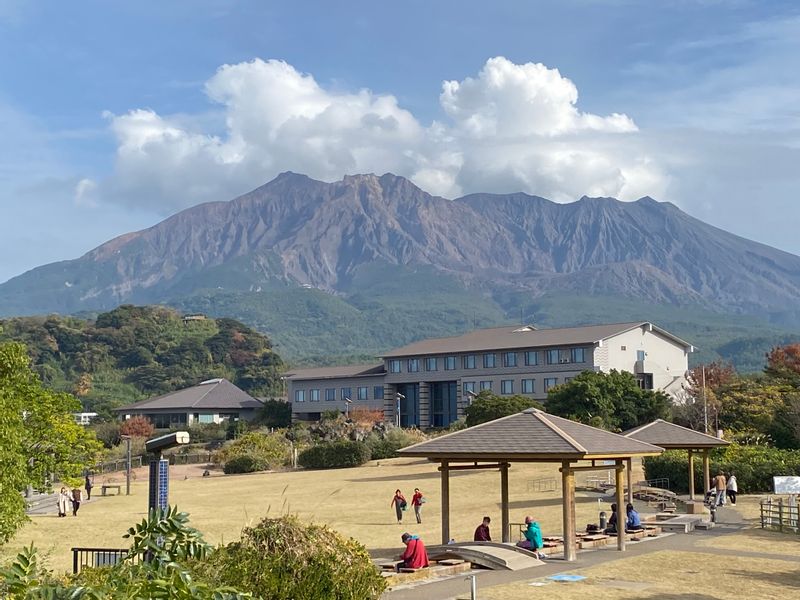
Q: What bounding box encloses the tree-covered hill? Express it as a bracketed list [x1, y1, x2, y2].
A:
[0, 305, 284, 419]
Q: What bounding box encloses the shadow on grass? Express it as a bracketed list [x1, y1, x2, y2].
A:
[726, 569, 800, 590]
[347, 471, 473, 483]
[640, 595, 719, 600]
[500, 496, 601, 511]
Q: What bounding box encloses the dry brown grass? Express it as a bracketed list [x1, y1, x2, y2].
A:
[478, 549, 800, 600]
[4, 457, 632, 574]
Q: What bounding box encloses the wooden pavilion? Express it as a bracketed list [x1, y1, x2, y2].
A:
[624, 419, 729, 500]
[399, 408, 663, 561]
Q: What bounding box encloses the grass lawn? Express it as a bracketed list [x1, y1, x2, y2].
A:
[478, 548, 800, 600]
[5, 457, 632, 574]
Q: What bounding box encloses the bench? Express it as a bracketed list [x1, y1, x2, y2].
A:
[101, 484, 122, 496]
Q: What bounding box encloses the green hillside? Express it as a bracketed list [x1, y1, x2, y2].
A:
[0, 305, 284, 418]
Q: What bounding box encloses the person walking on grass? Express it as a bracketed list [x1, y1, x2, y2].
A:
[57, 487, 70, 517]
[411, 488, 424, 524]
[726, 473, 738, 505]
[84, 474, 94, 501]
[391, 489, 407, 524]
[71, 487, 83, 516]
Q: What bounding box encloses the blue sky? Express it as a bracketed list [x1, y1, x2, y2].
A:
[1, 0, 799, 283]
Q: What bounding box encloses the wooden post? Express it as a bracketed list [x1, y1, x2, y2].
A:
[688, 449, 695, 500]
[561, 460, 577, 562]
[441, 461, 450, 545]
[626, 458, 633, 505]
[500, 463, 510, 543]
[615, 460, 626, 552]
[702, 450, 711, 495]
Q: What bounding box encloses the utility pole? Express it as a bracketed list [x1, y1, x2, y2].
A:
[121, 435, 132, 496]
[702, 365, 708, 434]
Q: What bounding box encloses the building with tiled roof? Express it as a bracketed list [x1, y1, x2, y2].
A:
[287, 321, 693, 427]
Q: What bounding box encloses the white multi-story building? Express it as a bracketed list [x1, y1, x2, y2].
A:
[286, 321, 693, 427]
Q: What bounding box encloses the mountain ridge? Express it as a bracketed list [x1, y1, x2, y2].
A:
[1, 172, 800, 363]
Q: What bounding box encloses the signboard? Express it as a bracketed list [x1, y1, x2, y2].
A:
[773, 476, 800, 494]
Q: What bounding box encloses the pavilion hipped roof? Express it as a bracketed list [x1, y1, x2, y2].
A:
[399, 409, 664, 462]
[623, 419, 730, 449]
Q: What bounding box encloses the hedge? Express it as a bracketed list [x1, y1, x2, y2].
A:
[643, 443, 800, 494]
[298, 440, 371, 469]
[223, 454, 269, 474]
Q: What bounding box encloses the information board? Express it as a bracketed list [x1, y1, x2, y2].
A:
[773, 476, 800, 494]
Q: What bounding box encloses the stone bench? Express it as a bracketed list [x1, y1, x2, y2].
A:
[101, 485, 122, 496]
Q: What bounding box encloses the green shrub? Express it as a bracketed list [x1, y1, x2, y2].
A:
[187, 422, 227, 443]
[367, 438, 401, 460]
[366, 428, 426, 460]
[299, 440, 371, 469]
[199, 515, 385, 600]
[644, 443, 800, 493]
[217, 431, 291, 469]
[223, 454, 269, 474]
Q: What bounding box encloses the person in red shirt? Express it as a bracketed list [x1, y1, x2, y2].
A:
[474, 516, 492, 541]
[411, 488, 424, 524]
[400, 533, 429, 570]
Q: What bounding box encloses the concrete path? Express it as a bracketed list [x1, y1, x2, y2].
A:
[384, 509, 756, 599]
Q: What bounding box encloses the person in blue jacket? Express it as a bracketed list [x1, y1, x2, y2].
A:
[625, 503, 641, 531]
[516, 515, 544, 557]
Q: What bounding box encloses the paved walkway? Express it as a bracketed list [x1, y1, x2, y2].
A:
[384, 509, 763, 599]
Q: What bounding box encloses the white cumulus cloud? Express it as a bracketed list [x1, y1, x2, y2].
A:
[93, 57, 666, 212]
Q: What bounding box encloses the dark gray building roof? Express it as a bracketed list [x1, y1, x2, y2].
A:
[284, 364, 385, 381]
[382, 322, 693, 358]
[623, 419, 730, 449]
[116, 378, 263, 412]
[400, 409, 664, 461]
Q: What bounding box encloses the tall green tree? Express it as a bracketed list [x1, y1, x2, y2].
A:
[545, 369, 671, 432]
[464, 390, 543, 427]
[0, 341, 102, 544]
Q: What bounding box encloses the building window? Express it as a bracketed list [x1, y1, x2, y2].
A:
[503, 352, 517, 367]
[480, 380, 493, 391]
[218, 412, 239, 421]
[501, 380, 513, 394]
[425, 357, 438, 371]
[463, 381, 476, 394]
[521, 379, 535, 394]
[524, 351, 539, 366]
[374, 386, 385, 400]
[358, 386, 368, 401]
[637, 350, 646, 361]
[146, 413, 188, 429]
[445, 356, 457, 370]
[389, 359, 402, 373]
[544, 377, 558, 392]
[197, 413, 214, 424]
[325, 388, 336, 401]
[483, 353, 496, 368]
[341, 387, 352, 400]
[564, 377, 573, 384]
[408, 359, 420, 372]
[571, 348, 586, 363]
[310, 389, 320, 402]
[463, 355, 476, 369]
[294, 390, 305, 402]
[546, 349, 560, 364]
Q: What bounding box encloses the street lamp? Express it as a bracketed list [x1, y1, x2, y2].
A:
[465, 389, 478, 406]
[395, 393, 405, 428]
[343, 397, 353, 420]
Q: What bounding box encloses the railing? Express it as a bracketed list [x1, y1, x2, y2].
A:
[527, 477, 558, 493]
[761, 498, 800, 533]
[92, 452, 215, 474]
[71, 547, 135, 574]
[636, 478, 670, 490]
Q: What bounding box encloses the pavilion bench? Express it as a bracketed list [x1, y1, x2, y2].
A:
[101, 484, 122, 496]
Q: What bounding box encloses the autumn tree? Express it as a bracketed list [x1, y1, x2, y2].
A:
[765, 344, 800, 386]
[120, 415, 155, 439]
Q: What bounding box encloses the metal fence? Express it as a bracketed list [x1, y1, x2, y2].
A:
[71, 547, 136, 574]
[93, 452, 214, 474]
[760, 498, 800, 533]
[527, 477, 558, 493]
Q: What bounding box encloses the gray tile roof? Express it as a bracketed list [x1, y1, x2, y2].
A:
[116, 379, 263, 412]
[381, 322, 692, 357]
[399, 409, 663, 460]
[623, 419, 730, 449]
[283, 364, 385, 380]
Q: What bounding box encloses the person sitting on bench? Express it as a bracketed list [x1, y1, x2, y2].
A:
[474, 516, 492, 542]
[400, 533, 429, 570]
[626, 503, 641, 531]
[516, 516, 544, 557]
[606, 503, 618, 534]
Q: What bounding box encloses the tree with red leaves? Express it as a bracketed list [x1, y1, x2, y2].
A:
[120, 415, 155, 439]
